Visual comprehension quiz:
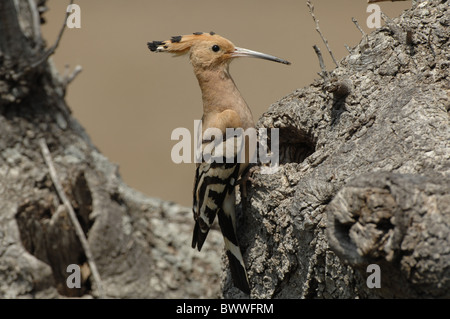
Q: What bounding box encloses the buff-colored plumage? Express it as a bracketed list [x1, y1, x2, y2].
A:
[148, 32, 290, 294]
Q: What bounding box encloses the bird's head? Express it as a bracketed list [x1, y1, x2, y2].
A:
[148, 32, 291, 70]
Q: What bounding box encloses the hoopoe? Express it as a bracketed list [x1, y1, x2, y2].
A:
[148, 32, 290, 294]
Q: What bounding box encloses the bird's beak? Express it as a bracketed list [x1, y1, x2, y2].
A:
[231, 47, 291, 65]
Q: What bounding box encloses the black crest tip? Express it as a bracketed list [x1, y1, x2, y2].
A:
[209, 31, 216, 36]
[147, 41, 165, 52]
[171, 35, 182, 43]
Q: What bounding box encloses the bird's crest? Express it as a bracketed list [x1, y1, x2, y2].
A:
[148, 31, 227, 56]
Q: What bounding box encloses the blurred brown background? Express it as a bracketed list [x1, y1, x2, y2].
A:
[41, 0, 410, 207]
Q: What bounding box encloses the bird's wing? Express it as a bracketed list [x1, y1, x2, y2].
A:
[192, 109, 243, 250]
[191, 140, 241, 251]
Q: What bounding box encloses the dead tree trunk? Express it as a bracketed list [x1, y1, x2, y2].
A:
[225, 0, 449, 298]
[0, 0, 222, 298]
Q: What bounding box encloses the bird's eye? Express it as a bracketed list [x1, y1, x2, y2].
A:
[212, 45, 220, 52]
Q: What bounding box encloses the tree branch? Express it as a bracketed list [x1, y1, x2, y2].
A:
[30, 0, 74, 68]
[39, 138, 105, 299]
[352, 17, 366, 36]
[307, 0, 339, 68]
[313, 45, 328, 80]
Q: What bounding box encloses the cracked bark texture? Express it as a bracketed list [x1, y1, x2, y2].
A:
[223, 0, 449, 298]
[0, 0, 222, 298]
[1, 0, 449, 299]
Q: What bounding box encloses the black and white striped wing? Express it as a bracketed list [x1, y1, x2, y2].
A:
[191, 160, 240, 251]
[191, 132, 250, 293]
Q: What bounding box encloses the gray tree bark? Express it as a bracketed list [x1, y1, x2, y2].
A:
[225, 0, 449, 298]
[0, 0, 448, 299]
[0, 0, 222, 298]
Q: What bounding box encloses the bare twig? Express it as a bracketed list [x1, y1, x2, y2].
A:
[39, 138, 105, 299]
[352, 17, 370, 52]
[380, 11, 405, 43]
[352, 17, 366, 36]
[307, 0, 339, 68]
[344, 44, 352, 54]
[30, 0, 74, 68]
[63, 65, 83, 86]
[313, 45, 328, 80]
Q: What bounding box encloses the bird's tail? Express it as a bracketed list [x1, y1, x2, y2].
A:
[218, 207, 250, 294]
[192, 221, 209, 251]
